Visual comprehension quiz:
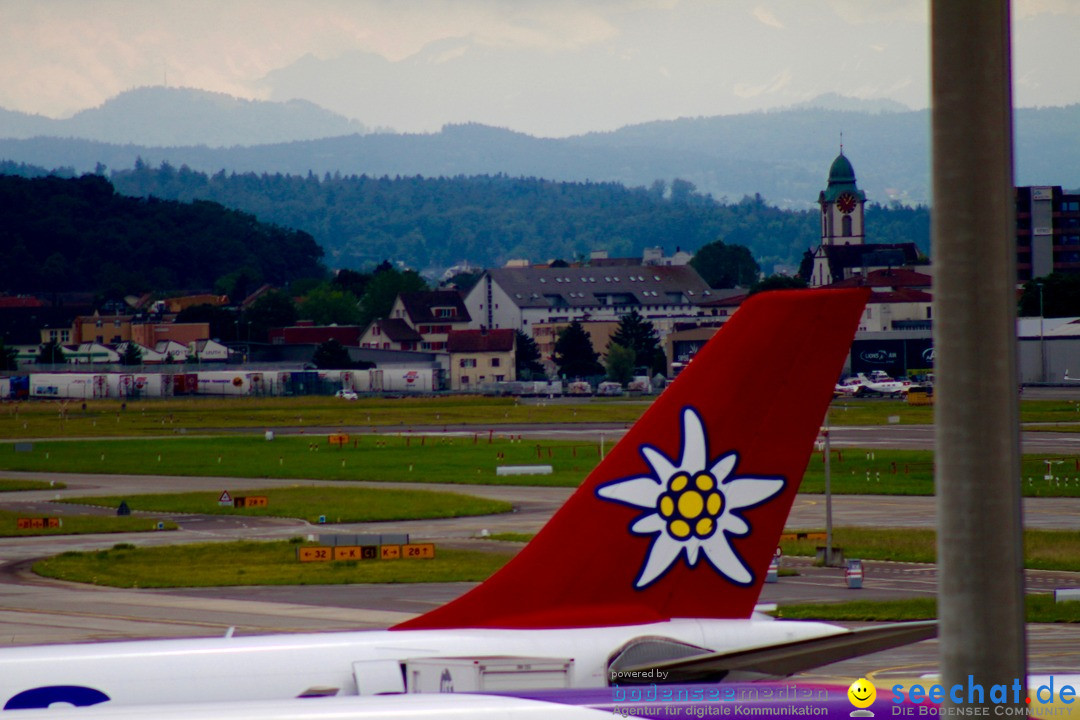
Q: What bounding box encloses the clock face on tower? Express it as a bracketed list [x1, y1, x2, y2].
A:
[837, 192, 858, 214]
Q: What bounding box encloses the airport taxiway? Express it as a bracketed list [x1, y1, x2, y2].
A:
[2, 421, 1080, 680]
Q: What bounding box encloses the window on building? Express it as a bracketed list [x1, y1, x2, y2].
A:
[461, 375, 470, 384]
[436, 308, 457, 318]
[842, 215, 852, 237]
[460, 358, 477, 368]
[491, 357, 501, 367]
[495, 374, 505, 382]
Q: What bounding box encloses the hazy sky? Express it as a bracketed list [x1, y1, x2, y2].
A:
[2, 0, 1079, 137]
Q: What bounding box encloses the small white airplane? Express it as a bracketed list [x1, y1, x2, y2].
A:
[0, 288, 934, 714]
[833, 375, 866, 397]
[856, 372, 912, 396]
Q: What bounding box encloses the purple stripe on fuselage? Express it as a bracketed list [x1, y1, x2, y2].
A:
[495, 682, 872, 719]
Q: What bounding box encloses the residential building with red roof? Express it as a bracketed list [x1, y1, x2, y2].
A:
[446, 328, 516, 390]
[386, 291, 471, 351]
[359, 318, 423, 351]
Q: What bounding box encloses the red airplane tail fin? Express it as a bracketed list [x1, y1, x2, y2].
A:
[397, 288, 868, 630]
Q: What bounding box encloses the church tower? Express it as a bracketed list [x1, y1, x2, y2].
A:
[818, 150, 866, 246]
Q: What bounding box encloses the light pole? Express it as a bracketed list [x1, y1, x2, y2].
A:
[1038, 281, 1046, 382]
[823, 417, 833, 567]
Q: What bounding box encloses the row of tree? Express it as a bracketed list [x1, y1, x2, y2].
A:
[0, 173, 326, 298]
[549, 310, 666, 382]
[172, 262, 428, 344]
[104, 163, 931, 276]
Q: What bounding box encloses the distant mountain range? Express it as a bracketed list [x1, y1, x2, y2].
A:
[1, 87, 1079, 207]
[0, 87, 377, 147]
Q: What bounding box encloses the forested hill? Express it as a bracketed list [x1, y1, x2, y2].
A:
[0, 174, 326, 297]
[105, 163, 930, 275]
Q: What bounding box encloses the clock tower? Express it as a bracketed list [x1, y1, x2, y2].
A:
[818, 150, 866, 246]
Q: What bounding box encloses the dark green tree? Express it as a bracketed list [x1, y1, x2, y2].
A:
[331, 269, 373, 298]
[610, 309, 664, 375]
[0, 341, 17, 371]
[515, 330, 545, 379]
[0, 174, 326, 296]
[214, 268, 262, 303]
[358, 268, 428, 326]
[1019, 274, 1080, 318]
[312, 339, 354, 369]
[37, 340, 65, 365]
[605, 343, 636, 385]
[749, 275, 809, 296]
[244, 290, 298, 342]
[287, 276, 325, 297]
[443, 271, 482, 294]
[553, 321, 603, 379]
[119, 343, 143, 366]
[176, 303, 241, 341]
[301, 285, 362, 325]
[798, 249, 815, 283]
[690, 239, 761, 288]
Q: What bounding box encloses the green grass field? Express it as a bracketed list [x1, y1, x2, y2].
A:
[0, 435, 606, 487]
[8, 435, 1080, 496]
[776, 595, 1080, 623]
[31, 525, 1080, 589]
[0, 395, 646, 439]
[33, 540, 512, 587]
[61, 486, 512, 524]
[779, 527, 1080, 571]
[0, 478, 65, 492]
[4, 393, 1080, 441]
[0, 510, 176, 537]
[800, 448, 1080, 497]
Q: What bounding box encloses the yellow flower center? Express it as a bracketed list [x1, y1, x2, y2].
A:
[659, 471, 724, 540]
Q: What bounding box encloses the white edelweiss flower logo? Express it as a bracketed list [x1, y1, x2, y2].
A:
[597, 407, 786, 588]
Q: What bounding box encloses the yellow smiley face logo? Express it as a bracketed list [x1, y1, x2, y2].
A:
[848, 678, 876, 709]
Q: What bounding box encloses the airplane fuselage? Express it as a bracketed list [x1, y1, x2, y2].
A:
[0, 619, 842, 710]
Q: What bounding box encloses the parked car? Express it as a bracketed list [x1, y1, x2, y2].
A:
[335, 389, 359, 400]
